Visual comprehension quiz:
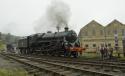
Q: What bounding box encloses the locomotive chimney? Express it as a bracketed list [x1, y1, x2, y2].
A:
[56, 26, 60, 32]
[64, 26, 69, 32]
[47, 31, 52, 33]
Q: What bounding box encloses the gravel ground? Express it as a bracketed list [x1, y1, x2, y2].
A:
[0, 54, 29, 76]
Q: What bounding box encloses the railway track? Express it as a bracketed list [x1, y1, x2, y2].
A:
[33, 54, 125, 69]
[1, 53, 125, 76]
[20, 54, 125, 70]
[18, 55, 125, 76]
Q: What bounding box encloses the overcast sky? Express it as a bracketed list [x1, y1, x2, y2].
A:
[0, 0, 125, 36]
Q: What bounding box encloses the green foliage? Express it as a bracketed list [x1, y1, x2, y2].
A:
[0, 41, 5, 52]
[81, 52, 100, 59]
[0, 32, 20, 44]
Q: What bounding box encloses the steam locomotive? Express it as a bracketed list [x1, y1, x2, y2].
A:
[18, 27, 85, 57]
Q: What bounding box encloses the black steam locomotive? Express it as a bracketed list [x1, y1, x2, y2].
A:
[18, 27, 84, 57]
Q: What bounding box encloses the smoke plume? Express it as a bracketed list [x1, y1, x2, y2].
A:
[34, 0, 71, 33]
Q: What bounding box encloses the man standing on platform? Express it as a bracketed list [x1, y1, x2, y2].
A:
[100, 44, 105, 60]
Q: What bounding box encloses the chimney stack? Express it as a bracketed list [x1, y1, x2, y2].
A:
[64, 26, 69, 32]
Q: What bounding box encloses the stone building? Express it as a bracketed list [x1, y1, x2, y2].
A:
[79, 19, 125, 52]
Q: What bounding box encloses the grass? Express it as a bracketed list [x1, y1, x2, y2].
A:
[80, 51, 125, 60]
[0, 40, 6, 53]
[119, 57, 125, 61]
[0, 68, 29, 76]
[79, 52, 100, 60]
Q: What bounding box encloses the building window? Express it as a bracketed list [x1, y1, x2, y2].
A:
[84, 31, 88, 36]
[92, 29, 96, 35]
[122, 29, 125, 36]
[108, 43, 111, 47]
[100, 44, 104, 47]
[100, 30, 103, 35]
[113, 29, 117, 34]
[107, 30, 110, 35]
[93, 44, 96, 47]
[85, 44, 89, 48]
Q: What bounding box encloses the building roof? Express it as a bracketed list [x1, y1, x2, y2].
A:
[86, 20, 103, 27]
[80, 20, 103, 31]
[79, 20, 104, 37]
[106, 19, 123, 27]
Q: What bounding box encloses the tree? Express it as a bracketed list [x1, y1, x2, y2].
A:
[0, 32, 1, 40]
[5, 33, 11, 44]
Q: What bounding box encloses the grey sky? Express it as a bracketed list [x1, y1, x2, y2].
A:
[0, 0, 125, 36]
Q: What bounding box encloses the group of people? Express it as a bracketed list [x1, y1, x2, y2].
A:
[99, 44, 114, 60]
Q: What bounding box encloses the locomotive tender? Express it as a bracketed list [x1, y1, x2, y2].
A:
[18, 27, 84, 57]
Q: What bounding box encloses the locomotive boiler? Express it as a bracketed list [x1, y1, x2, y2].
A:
[18, 27, 85, 57]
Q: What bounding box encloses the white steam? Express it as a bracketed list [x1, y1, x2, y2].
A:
[34, 0, 71, 33]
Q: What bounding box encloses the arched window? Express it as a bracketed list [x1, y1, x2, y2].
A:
[122, 29, 125, 36]
[107, 30, 110, 35]
[93, 44, 96, 47]
[113, 29, 117, 34]
[85, 44, 89, 48]
[108, 43, 111, 47]
[84, 31, 88, 36]
[100, 30, 103, 35]
[92, 29, 96, 35]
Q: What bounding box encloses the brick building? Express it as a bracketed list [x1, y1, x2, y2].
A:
[79, 19, 125, 52]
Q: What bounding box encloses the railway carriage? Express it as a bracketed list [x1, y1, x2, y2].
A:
[18, 37, 28, 54]
[18, 27, 85, 57]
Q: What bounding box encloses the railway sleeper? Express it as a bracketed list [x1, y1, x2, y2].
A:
[43, 61, 117, 75]
[39, 60, 114, 76]
[2, 54, 123, 76]
[20, 55, 120, 75]
[2, 55, 73, 76]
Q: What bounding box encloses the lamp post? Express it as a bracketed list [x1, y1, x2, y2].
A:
[114, 33, 118, 47]
[122, 31, 125, 57]
[104, 27, 107, 46]
[56, 26, 60, 32]
[114, 30, 120, 57]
